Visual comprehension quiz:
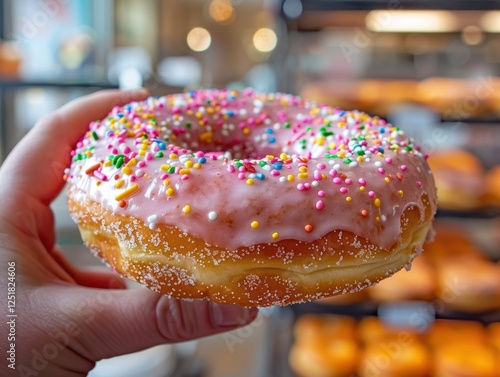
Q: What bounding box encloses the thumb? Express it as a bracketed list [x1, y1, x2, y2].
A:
[69, 287, 258, 362]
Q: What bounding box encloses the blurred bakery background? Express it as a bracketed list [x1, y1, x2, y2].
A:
[1, 0, 500, 376]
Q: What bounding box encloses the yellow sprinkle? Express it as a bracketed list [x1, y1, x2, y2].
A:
[185, 160, 194, 168]
[179, 168, 191, 175]
[384, 177, 390, 183]
[250, 220, 260, 229]
[161, 164, 170, 171]
[169, 153, 178, 159]
[267, 155, 275, 160]
[138, 150, 146, 156]
[357, 156, 365, 162]
[182, 205, 191, 214]
[376, 216, 380, 222]
[85, 151, 92, 158]
[298, 173, 308, 179]
[125, 158, 137, 167]
[280, 98, 288, 106]
[377, 152, 383, 157]
[115, 179, 125, 189]
[287, 174, 295, 182]
[163, 179, 170, 186]
[272, 232, 279, 239]
[195, 112, 203, 119]
[166, 187, 175, 196]
[346, 196, 352, 202]
[399, 190, 404, 197]
[299, 166, 307, 173]
[280, 153, 287, 160]
[115, 184, 139, 201]
[322, 173, 327, 180]
[206, 107, 215, 114]
[338, 151, 346, 158]
[374, 198, 381, 207]
[122, 167, 133, 175]
[200, 131, 213, 142]
[193, 163, 202, 169]
[104, 160, 112, 167]
[246, 178, 254, 185]
[172, 114, 180, 121]
[140, 145, 148, 151]
[359, 186, 365, 192]
[242, 127, 251, 135]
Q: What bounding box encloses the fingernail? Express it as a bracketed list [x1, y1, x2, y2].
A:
[210, 303, 250, 327]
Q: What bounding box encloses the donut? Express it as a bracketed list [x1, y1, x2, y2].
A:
[368, 254, 436, 303]
[358, 339, 430, 377]
[426, 148, 485, 211]
[433, 343, 497, 377]
[483, 165, 500, 207]
[426, 320, 488, 349]
[66, 89, 437, 307]
[435, 259, 500, 313]
[290, 315, 359, 377]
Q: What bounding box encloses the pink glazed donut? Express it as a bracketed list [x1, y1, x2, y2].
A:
[66, 89, 437, 307]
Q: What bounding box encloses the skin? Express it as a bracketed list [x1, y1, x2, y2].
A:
[0, 89, 258, 377]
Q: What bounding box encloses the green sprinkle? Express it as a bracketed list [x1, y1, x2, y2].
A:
[185, 122, 191, 128]
[113, 154, 124, 166]
[155, 152, 164, 158]
[343, 158, 352, 164]
[284, 122, 291, 129]
[168, 166, 175, 174]
[91, 131, 99, 141]
[258, 161, 266, 167]
[115, 156, 124, 168]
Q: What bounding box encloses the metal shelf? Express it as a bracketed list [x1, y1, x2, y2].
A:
[300, 0, 500, 11]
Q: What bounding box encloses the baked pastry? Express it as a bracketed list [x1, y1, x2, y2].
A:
[368, 255, 436, 302]
[290, 314, 359, 377]
[433, 343, 497, 377]
[358, 339, 430, 377]
[66, 89, 437, 306]
[427, 149, 485, 211]
[435, 259, 500, 313]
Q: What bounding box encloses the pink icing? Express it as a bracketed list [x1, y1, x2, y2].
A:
[68, 89, 437, 250]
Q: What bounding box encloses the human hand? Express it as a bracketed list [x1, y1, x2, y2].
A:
[0, 90, 258, 377]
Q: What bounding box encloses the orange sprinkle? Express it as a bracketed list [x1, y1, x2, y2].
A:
[361, 209, 368, 217]
[304, 224, 313, 233]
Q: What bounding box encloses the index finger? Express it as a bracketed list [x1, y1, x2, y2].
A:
[0, 89, 149, 204]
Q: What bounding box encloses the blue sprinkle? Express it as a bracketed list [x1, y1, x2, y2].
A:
[117, 113, 124, 118]
[153, 139, 166, 150]
[269, 137, 276, 143]
[266, 128, 274, 134]
[227, 111, 235, 117]
[256, 173, 265, 180]
[379, 127, 385, 133]
[198, 157, 207, 164]
[378, 147, 384, 153]
[272, 162, 283, 170]
[125, 105, 132, 111]
[106, 131, 114, 137]
[339, 111, 345, 117]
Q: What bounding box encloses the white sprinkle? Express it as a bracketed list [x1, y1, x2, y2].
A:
[375, 161, 382, 167]
[136, 169, 144, 177]
[279, 176, 287, 183]
[149, 223, 156, 230]
[208, 211, 218, 221]
[333, 164, 340, 170]
[381, 215, 387, 222]
[311, 181, 319, 187]
[147, 215, 158, 223]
